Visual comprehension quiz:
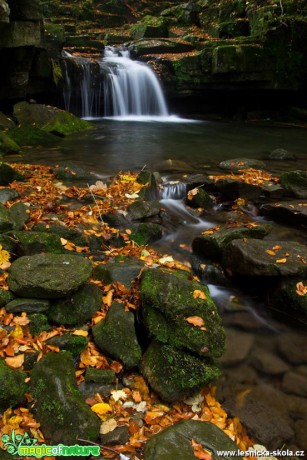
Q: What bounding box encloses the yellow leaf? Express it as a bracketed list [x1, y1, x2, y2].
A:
[100, 418, 117, 435]
[10, 325, 24, 338]
[193, 289, 207, 300]
[186, 316, 205, 328]
[60, 238, 68, 246]
[296, 282, 307, 296]
[266, 250, 276, 256]
[103, 290, 113, 307]
[91, 403, 112, 418]
[73, 329, 88, 337]
[276, 258, 287, 263]
[0, 244, 10, 265]
[5, 354, 25, 368]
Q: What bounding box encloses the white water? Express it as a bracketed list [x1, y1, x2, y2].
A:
[103, 46, 170, 119]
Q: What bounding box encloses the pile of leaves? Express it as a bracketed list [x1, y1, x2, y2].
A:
[0, 163, 254, 459]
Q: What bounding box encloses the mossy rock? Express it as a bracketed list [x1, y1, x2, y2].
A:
[0, 163, 24, 185]
[144, 419, 240, 460]
[131, 15, 168, 40]
[0, 359, 27, 411]
[28, 313, 52, 336]
[85, 368, 116, 384]
[8, 253, 93, 298]
[92, 302, 142, 369]
[13, 231, 64, 256]
[130, 222, 162, 245]
[280, 170, 307, 199]
[8, 202, 30, 230]
[0, 203, 14, 232]
[48, 282, 101, 326]
[13, 102, 93, 137]
[192, 224, 271, 260]
[0, 112, 15, 130]
[33, 223, 89, 247]
[186, 188, 214, 209]
[270, 278, 307, 324]
[29, 352, 100, 444]
[0, 188, 19, 203]
[92, 260, 144, 289]
[0, 289, 14, 307]
[0, 132, 20, 154]
[8, 126, 58, 147]
[140, 268, 225, 359]
[141, 341, 220, 402]
[127, 200, 160, 220]
[6, 298, 51, 314]
[46, 333, 88, 358]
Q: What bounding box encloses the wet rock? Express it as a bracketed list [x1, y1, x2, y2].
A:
[33, 222, 89, 247]
[30, 352, 100, 444]
[260, 201, 307, 227]
[48, 282, 101, 326]
[141, 340, 220, 402]
[0, 188, 19, 203]
[13, 102, 93, 137]
[192, 224, 271, 260]
[269, 278, 307, 324]
[8, 253, 92, 298]
[130, 222, 162, 245]
[186, 187, 214, 209]
[144, 419, 240, 460]
[127, 200, 160, 220]
[28, 313, 52, 336]
[5, 298, 51, 314]
[0, 203, 14, 232]
[277, 333, 307, 364]
[137, 171, 159, 201]
[92, 302, 141, 369]
[131, 16, 168, 40]
[190, 256, 231, 286]
[220, 329, 254, 366]
[284, 393, 307, 420]
[153, 159, 194, 173]
[46, 333, 88, 358]
[280, 170, 307, 199]
[13, 231, 64, 256]
[0, 359, 27, 411]
[78, 381, 116, 399]
[218, 383, 293, 449]
[260, 183, 285, 200]
[214, 178, 263, 201]
[219, 158, 266, 171]
[8, 202, 29, 230]
[0, 289, 14, 307]
[140, 267, 225, 359]
[0, 163, 24, 185]
[282, 371, 307, 398]
[221, 364, 258, 385]
[93, 260, 144, 289]
[0, 132, 20, 154]
[250, 346, 290, 375]
[85, 368, 116, 384]
[100, 425, 130, 446]
[269, 148, 297, 161]
[8, 125, 57, 146]
[54, 163, 90, 181]
[222, 239, 307, 278]
[294, 420, 307, 450]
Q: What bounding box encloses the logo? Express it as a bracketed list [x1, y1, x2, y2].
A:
[2, 430, 100, 458]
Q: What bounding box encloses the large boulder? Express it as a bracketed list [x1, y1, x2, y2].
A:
[92, 302, 141, 369]
[260, 201, 307, 227]
[222, 239, 307, 278]
[93, 260, 144, 289]
[48, 282, 102, 326]
[0, 163, 23, 185]
[8, 253, 92, 298]
[0, 359, 27, 411]
[0, 132, 20, 154]
[131, 16, 168, 40]
[144, 419, 240, 460]
[140, 341, 220, 402]
[29, 352, 100, 444]
[219, 158, 266, 171]
[12, 231, 64, 256]
[280, 170, 307, 199]
[192, 224, 271, 260]
[13, 102, 93, 136]
[140, 268, 225, 359]
[270, 278, 307, 324]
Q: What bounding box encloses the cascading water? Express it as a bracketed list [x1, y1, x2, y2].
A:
[103, 46, 169, 118]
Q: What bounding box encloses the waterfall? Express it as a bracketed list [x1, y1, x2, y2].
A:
[161, 182, 187, 199]
[103, 47, 169, 118]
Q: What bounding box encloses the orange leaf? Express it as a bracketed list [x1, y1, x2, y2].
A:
[266, 250, 275, 256]
[193, 290, 207, 300]
[73, 329, 89, 337]
[103, 290, 113, 307]
[296, 281, 307, 296]
[186, 316, 205, 327]
[5, 354, 25, 368]
[276, 258, 287, 263]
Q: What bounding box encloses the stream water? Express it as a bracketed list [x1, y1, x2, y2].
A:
[12, 118, 307, 452]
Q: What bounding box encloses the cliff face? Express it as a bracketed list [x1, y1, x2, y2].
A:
[0, 0, 60, 106]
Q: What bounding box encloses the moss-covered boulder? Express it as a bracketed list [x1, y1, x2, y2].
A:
[0, 289, 14, 307]
[13, 231, 64, 256]
[92, 260, 144, 289]
[186, 187, 214, 209]
[0, 188, 19, 203]
[92, 302, 142, 369]
[0, 163, 24, 185]
[48, 282, 101, 326]
[46, 333, 88, 358]
[141, 341, 220, 402]
[280, 170, 307, 199]
[270, 278, 307, 324]
[192, 223, 271, 260]
[127, 200, 160, 220]
[8, 202, 29, 230]
[131, 16, 168, 40]
[33, 223, 89, 247]
[8, 125, 58, 146]
[28, 313, 52, 336]
[8, 253, 92, 298]
[29, 352, 100, 444]
[223, 239, 307, 278]
[85, 368, 116, 384]
[130, 222, 162, 245]
[0, 132, 20, 154]
[13, 102, 93, 137]
[144, 419, 240, 460]
[6, 298, 50, 314]
[141, 268, 225, 359]
[0, 203, 14, 232]
[0, 359, 27, 411]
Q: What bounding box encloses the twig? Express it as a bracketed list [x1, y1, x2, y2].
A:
[87, 184, 104, 222]
[78, 438, 121, 457]
[279, 0, 284, 14]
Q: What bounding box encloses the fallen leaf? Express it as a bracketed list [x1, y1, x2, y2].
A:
[185, 316, 205, 327]
[100, 418, 117, 434]
[91, 403, 112, 417]
[193, 290, 207, 300]
[5, 354, 25, 368]
[296, 281, 307, 296]
[276, 258, 287, 263]
[111, 390, 128, 402]
[73, 329, 88, 337]
[266, 250, 275, 256]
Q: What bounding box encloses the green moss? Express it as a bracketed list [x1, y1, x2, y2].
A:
[42, 111, 93, 136]
[0, 132, 20, 154]
[13, 231, 64, 256]
[0, 289, 14, 307]
[46, 334, 88, 358]
[0, 359, 27, 411]
[28, 313, 52, 337]
[8, 126, 57, 147]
